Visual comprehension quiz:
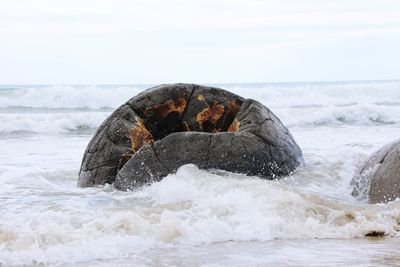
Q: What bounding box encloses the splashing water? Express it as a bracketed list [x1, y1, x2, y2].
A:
[1, 81, 400, 266]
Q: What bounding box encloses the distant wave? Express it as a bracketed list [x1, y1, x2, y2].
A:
[0, 85, 144, 109]
[0, 112, 108, 134]
[0, 106, 398, 134]
[0, 81, 399, 134]
[226, 80, 400, 127]
[275, 103, 400, 127]
[1, 81, 399, 110]
[224, 80, 400, 109]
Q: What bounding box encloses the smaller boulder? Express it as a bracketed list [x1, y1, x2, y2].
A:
[351, 139, 400, 203]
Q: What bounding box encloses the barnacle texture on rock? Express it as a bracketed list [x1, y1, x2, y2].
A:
[78, 83, 304, 190]
[351, 139, 400, 203]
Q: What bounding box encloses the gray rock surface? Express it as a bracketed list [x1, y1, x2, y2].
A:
[78, 83, 304, 190]
[351, 139, 400, 203]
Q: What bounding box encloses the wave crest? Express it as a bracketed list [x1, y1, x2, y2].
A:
[1, 81, 399, 133]
[0, 112, 108, 134]
[0, 85, 144, 109]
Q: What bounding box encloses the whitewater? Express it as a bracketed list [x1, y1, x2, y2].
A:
[1, 81, 400, 266]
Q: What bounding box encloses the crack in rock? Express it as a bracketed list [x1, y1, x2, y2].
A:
[78, 83, 304, 189]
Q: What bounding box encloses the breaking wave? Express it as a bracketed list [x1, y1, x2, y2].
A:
[1, 81, 400, 265]
[0, 81, 399, 134]
[0, 85, 144, 109]
[0, 112, 108, 134]
[0, 165, 399, 266]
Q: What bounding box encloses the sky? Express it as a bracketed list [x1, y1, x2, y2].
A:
[1, 0, 400, 84]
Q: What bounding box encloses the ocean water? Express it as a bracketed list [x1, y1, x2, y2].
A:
[1, 81, 400, 266]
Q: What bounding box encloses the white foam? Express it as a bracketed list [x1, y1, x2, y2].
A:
[223, 80, 400, 108]
[274, 103, 400, 127]
[0, 85, 143, 109]
[0, 82, 399, 135]
[1, 82, 400, 265]
[1, 81, 399, 110]
[224, 81, 400, 127]
[1, 165, 399, 266]
[0, 103, 398, 134]
[0, 112, 108, 134]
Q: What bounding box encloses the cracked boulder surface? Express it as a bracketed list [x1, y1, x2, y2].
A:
[78, 83, 304, 190]
[351, 139, 400, 203]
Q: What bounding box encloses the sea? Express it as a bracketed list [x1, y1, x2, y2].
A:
[0, 81, 400, 266]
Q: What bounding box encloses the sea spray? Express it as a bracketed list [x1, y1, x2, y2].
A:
[1, 81, 400, 266]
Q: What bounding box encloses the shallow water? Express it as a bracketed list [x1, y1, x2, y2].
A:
[1, 81, 400, 266]
[102, 238, 400, 267]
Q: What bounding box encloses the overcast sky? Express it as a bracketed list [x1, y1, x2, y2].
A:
[1, 0, 400, 84]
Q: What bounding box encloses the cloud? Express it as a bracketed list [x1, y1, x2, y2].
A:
[0, 0, 399, 83]
[2, 0, 400, 32]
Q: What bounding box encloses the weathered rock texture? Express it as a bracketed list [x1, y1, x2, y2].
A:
[78, 83, 304, 190]
[351, 139, 400, 203]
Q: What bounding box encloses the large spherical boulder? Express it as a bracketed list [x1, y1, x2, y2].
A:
[78, 83, 304, 190]
[351, 139, 400, 203]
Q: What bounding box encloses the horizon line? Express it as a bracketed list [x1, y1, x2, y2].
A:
[0, 78, 399, 87]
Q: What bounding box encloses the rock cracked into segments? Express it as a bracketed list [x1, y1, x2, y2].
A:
[351, 139, 400, 203]
[78, 83, 304, 190]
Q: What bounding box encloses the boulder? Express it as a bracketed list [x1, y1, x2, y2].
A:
[78, 83, 304, 190]
[351, 139, 400, 203]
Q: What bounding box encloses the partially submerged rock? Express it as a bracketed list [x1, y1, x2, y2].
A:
[351, 139, 400, 203]
[78, 83, 304, 190]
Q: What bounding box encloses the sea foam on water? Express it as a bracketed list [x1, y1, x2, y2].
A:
[0, 81, 400, 266]
[0, 81, 399, 134]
